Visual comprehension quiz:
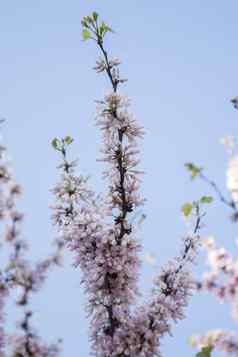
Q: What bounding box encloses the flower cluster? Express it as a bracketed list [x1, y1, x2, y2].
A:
[51, 93, 145, 355]
[0, 134, 63, 356]
[52, 119, 202, 357]
[94, 57, 120, 73]
[51, 12, 204, 356]
[95, 92, 145, 216]
[8, 311, 61, 357]
[104, 231, 201, 357]
[198, 238, 238, 321]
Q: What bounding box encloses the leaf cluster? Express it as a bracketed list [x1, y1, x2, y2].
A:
[81, 12, 113, 43]
[51, 136, 74, 153]
[196, 346, 213, 357]
[181, 196, 213, 218]
[185, 162, 203, 180]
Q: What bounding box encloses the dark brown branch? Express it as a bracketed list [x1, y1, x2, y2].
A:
[199, 172, 237, 211]
[162, 204, 203, 296]
[95, 33, 130, 340]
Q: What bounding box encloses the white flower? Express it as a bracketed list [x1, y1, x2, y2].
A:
[202, 236, 215, 250]
[227, 155, 238, 202]
[220, 136, 234, 154]
[144, 253, 156, 266]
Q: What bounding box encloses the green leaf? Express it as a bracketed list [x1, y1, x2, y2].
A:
[104, 24, 113, 33]
[196, 346, 213, 357]
[182, 202, 193, 217]
[64, 136, 74, 145]
[84, 15, 93, 25]
[82, 29, 91, 41]
[92, 11, 98, 22]
[51, 138, 61, 150]
[81, 18, 89, 28]
[98, 23, 105, 37]
[101, 21, 107, 30]
[185, 162, 202, 180]
[200, 196, 213, 204]
[99, 21, 114, 38]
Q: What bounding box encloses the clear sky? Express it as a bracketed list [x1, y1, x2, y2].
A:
[1, 1, 238, 356]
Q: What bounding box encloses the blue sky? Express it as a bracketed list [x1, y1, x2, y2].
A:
[1, 1, 238, 356]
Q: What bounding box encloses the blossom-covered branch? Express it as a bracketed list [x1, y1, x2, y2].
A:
[0, 128, 62, 356]
[111, 202, 203, 356]
[186, 123, 238, 356]
[0, 132, 26, 355]
[197, 238, 238, 323]
[51, 13, 205, 357]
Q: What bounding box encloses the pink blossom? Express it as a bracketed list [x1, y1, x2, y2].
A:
[51, 35, 203, 355]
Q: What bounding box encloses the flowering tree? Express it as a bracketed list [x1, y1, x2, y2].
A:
[185, 132, 238, 356]
[51, 13, 206, 357]
[4, 11, 235, 357]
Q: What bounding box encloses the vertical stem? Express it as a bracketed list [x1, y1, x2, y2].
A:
[96, 38, 130, 340]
